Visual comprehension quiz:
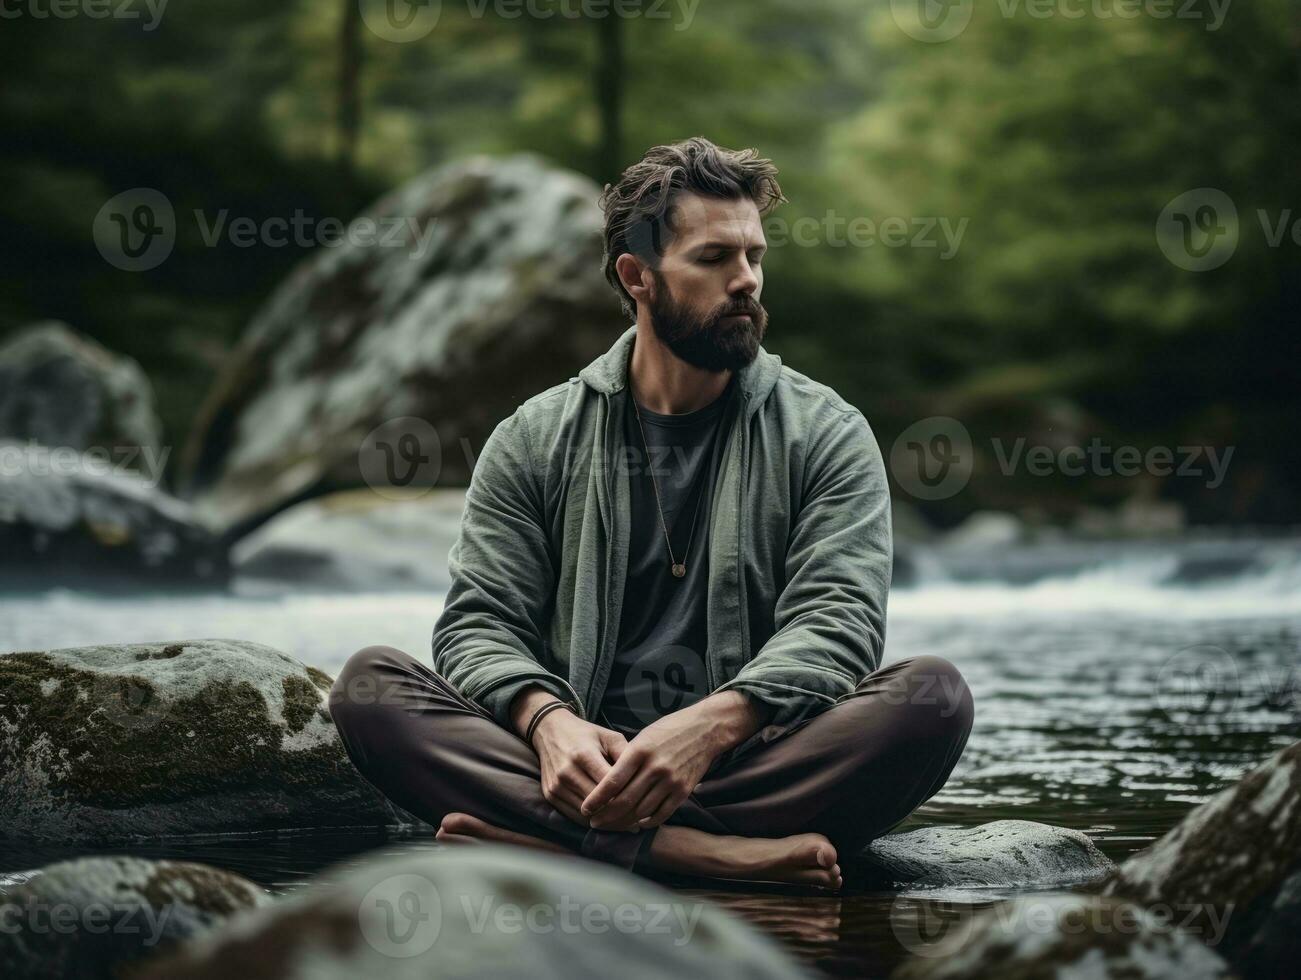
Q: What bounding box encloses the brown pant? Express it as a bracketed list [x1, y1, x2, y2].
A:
[328, 646, 974, 873]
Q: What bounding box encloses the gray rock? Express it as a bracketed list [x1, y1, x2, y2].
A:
[0, 321, 162, 460]
[231, 487, 466, 592]
[133, 844, 815, 980]
[0, 440, 228, 589]
[0, 639, 414, 843]
[1098, 739, 1300, 977]
[0, 855, 268, 980]
[179, 153, 625, 533]
[889, 892, 1233, 980]
[856, 820, 1115, 890]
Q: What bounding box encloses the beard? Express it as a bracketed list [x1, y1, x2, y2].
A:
[647, 270, 768, 372]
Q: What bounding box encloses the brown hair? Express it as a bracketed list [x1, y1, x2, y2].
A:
[598, 137, 786, 321]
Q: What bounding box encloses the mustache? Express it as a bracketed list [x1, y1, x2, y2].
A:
[719, 300, 762, 319]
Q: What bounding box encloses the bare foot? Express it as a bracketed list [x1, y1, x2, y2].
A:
[435, 812, 568, 855]
[649, 826, 842, 890]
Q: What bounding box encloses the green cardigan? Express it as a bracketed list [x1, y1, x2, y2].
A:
[431, 324, 893, 736]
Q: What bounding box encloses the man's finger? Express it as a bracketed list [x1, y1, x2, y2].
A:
[637, 791, 682, 830]
[582, 750, 641, 816]
[573, 748, 613, 787]
[589, 769, 659, 828]
[633, 783, 672, 822]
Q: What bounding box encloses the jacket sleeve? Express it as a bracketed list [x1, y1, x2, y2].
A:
[715, 407, 893, 730]
[430, 407, 580, 728]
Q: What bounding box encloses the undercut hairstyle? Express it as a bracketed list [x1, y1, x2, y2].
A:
[598, 137, 787, 321]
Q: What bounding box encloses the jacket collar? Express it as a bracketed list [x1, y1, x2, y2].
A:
[578, 323, 781, 417]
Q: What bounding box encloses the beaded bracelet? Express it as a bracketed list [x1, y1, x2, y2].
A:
[525, 699, 575, 746]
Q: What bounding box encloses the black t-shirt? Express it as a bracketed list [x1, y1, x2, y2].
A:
[598, 374, 739, 737]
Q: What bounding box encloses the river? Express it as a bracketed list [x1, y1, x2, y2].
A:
[2, 534, 1298, 976]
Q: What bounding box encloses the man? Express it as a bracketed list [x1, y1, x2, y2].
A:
[329, 137, 973, 890]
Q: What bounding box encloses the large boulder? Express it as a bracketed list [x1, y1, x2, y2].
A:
[132, 844, 815, 980]
[856, 820, 1114, 890]
[889, 892, 1233, 980]
[0, 321, 162, 460]
[0, 639, 415, 842]
[0, 856, 268, 980]
[178, 153, 625, 533]
[231, 487, 466, 592]
[1097, 739, 1300, 978]
[0, 440, 228, 590]
[888, 742, 1300, 979]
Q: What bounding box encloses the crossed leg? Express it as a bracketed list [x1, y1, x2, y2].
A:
[328, 646, 973, 889]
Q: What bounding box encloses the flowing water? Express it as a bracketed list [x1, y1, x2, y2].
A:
[2, 534, 1298, 977]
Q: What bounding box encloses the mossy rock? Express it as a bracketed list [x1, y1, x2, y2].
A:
[0, 855, 269, 980]
[890, 892, 1233, 980]
[132, 844, 815, 980]
[1097, 739, 1301, 978]
[0, 639, 409, 842]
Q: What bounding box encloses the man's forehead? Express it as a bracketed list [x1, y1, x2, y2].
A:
[670, 193, 765, 245]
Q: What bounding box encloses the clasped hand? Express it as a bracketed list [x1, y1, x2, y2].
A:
[530, 699, 731, 833]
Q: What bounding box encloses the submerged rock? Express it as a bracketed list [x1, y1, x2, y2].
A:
[1097, 739, 1300, 978]
[178, 153, 624, 533]
[0, 321, 162, 459]
[0, 639, 414, 842]
[133, 844, 815, 980]
[856, 819, 1114, 890]
[0, 855, 268, 980]
[231, 487, 465, 592]
[890, 892, 1233, 980]
[0, 441, 228, 590]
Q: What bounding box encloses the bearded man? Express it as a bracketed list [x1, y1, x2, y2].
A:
[329, 137, 973, 889]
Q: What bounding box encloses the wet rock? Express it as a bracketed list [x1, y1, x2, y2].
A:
[231, 487, 465, 592]
[0, 321, 162, 460]
[856, 820, 1114, 890]
[0, 639, 415, 843]
[133, 844, 815, 980]
[179, 153, 625, 533]
[890, 892, 1233, 980]
[0, 855, 268, 980]
[1097, 739, 1300, 978]
[0, 441, 228, 590]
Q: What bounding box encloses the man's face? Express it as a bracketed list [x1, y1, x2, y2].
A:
[646, 192, 769, 372]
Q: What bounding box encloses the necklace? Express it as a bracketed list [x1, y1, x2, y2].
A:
[631, 392, 706, 579]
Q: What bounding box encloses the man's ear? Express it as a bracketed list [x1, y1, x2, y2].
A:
[616, 252, 651, 305]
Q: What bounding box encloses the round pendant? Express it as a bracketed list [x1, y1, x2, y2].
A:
[671, 563, 686, 578]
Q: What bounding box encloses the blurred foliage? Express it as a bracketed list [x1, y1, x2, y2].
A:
[1, 0, 1297, 523]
